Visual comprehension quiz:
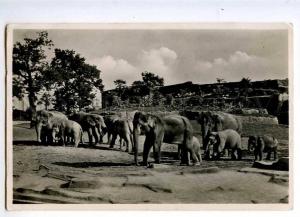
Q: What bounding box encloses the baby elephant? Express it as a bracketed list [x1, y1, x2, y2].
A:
[206, 129, 242, 160]
[248, 135, 278, 161]
[177, 136, 202, 165]
[52, 120, 83, 147]
[191, 136, 202, 164]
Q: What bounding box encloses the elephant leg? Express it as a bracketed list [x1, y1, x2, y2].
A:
[254, 150, 258, 161]
[96, 127, 103, 143]
[153, 141, 162, 164]
[47, 129, 54, 145]
[129, 134, 134, 154]
[180, 146, 189, 165]
[119, 137, 123, 150]
[142, 134, 153, 166]
[223, 149, 228, 158]
[231, 150, 237, 160]
[110, 133, 117, 148]
[153, 130, 164, 164]
[177, 145, 181, 160]
[190, 150, 200, 165]
[107, 132, 112, 144]
[259, 151, 263, 161]
[92, 127, 99, 145]
[124, 134, 132, 153]
[197, 151, 202, 163]
[237, 149, 242, 160]
[274, 149, 278, 160]
[74, 133, 80, 148]
[61, 133, 65, 147]
[99, 134, 104, 144]
[88, 128, 93, 145]
[266, 151, 271, 160]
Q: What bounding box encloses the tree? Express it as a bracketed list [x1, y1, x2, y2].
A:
[114, 79, 127, 90]
[45, 49, 104, 113]
[240, 77, 252, 97]
[114, 79, 129, 100]
[152, 90, 163, 106]
[141, 71, 164, 88]
[216, 78, 226, 83]
[37, 92, 53, 110]
[164, 94, 174, 106]
[131, 72, 164, 97]
[13, 31, 53, 111]
[131, 80, 150, 96]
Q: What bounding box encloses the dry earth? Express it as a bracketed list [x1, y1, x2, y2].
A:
[12, 122, 289, 204]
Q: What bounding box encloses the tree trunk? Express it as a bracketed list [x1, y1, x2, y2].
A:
[27, 71, 37, 112]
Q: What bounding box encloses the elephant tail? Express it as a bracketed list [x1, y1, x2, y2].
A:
[235, 116, 243, 136]
[181, 117, 192, 148]
[80, 128, 84, 144]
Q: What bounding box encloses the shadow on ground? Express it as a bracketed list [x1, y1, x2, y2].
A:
[52, 161, 135, 168]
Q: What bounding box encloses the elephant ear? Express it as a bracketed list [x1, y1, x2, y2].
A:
[147, 116, 156, 128]
[212, 114, 222, 131]
[208, 135, 216, 143]
[86, 116, 96, 126]
[257, 136, 264, 145]
[210, 132, 217, 136]
[215, 134, 221, 144]
[43, 112, 52, 122]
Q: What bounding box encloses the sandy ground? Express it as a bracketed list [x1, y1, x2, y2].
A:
[12, 122, 289, 204]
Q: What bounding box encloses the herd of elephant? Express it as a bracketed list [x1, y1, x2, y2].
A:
[30, 109, 279, 166]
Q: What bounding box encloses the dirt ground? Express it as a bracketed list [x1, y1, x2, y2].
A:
[12, 122, 289, 204]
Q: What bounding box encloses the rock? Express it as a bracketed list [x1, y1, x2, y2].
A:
[273, 157, 289, 171]
[279, 195, 289, 203]
[252, 158, 289, 171]
[180, 167, 220, 175]
[239, 167, 289, 177]
[60, 178, 103, 189]
[269, 175, 289, 186]
[124, 176, 173, 193]
[147, 163, 172, 169]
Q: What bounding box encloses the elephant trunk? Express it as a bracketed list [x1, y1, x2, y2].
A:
[217, 144, 223, 155]
[133, 125, 141, 165]
[202, 125, 210, 151]
[52, 130, 57, 143]
[35, 122, 42, 143]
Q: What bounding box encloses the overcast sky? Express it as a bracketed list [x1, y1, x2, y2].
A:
[13, 28, 289, 90]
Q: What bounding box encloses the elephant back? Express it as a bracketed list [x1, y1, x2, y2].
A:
[215, 112, 242, 134]
[36, 110, 67, 126]
[163, 115, 193, 144]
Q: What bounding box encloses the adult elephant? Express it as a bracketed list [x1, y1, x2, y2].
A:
[109, 117, 134, 152]
[133, 112, 200, 166]
[206, 129, 242, 160]
[102, 111, 137, 145]
[31, 110, 68, 144]
[69, 112, 107, 145]
[103, 114, 121, 145]
[197, 111, 242, 153]
[180, 110, 242, 153]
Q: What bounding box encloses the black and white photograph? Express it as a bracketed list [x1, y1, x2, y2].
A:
[6, 23, 292, 209]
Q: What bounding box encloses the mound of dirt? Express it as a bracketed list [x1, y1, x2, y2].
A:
[237, 115, 279, 125]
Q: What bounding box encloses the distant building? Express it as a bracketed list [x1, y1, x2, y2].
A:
[91, 88, 102, 110]
[13, 96, 30, 111]
[101, 78, 289, 109]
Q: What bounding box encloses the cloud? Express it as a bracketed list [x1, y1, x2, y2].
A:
[89, 47, 178, 89]
[138, 47, 177, 77]
[89, 50, 278, 89]
[194, 51, 271, 83]
[89, 55, 138, 90]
